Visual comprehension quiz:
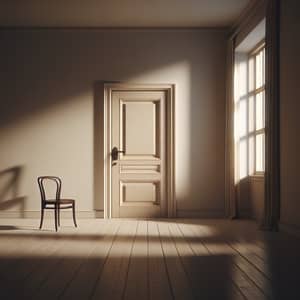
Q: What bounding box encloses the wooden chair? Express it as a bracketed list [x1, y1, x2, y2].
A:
[37, 176, 77, 231]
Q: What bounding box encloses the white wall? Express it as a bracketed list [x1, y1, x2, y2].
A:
[0, 29, 227, 217]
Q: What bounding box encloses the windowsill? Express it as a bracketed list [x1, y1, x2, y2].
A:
[249, 173, 265, 181]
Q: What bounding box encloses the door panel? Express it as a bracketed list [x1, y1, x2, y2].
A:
[120, 181, 160, 205]
[123, 101, 158, 156]
[112, 90, 166, 218]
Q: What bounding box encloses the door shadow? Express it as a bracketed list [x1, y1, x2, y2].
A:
[0, 166, 27, 218]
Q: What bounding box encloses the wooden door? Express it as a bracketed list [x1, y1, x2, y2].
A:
[111, 90, 167, 218]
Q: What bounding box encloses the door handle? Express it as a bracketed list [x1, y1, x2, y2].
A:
[111, 147, 125, 161]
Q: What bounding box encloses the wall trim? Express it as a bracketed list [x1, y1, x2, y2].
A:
[238, 210, 253, 219]
[279, 222, 300, 238]
[1, 209, 227, 219]
[249, 175, 265, 182]
[176, 209, 225, 218]
[0, 210, 104, 219]
[0, 27, 229, 32]
[230, 0, 267, 45]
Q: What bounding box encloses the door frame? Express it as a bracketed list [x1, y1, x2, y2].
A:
[101, 83, 176, 218]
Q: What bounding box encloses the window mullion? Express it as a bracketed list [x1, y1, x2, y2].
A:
[247, 57, 251, 175]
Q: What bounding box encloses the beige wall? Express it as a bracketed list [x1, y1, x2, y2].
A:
[280, 0, 300, 228]
[249, 177, 264, 221]
[237, 177, 264, 221]
[0, 29, 227, 217]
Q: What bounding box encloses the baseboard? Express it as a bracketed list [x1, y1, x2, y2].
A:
[176, 209, 225, 218]
[279, 222, 300, 238]
[1, 209, 227, 219]
[0, 210, 104, 219]
[238, 210, 253, 219]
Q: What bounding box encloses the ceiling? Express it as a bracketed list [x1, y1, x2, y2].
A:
[0, 0, 252, 28]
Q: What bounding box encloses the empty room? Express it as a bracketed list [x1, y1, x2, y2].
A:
[0, 0, 299, 299]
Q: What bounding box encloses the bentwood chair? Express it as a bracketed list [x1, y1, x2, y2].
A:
[38, 176, 77, 231]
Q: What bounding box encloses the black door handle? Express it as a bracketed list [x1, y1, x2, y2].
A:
[111, 147, 125, 161]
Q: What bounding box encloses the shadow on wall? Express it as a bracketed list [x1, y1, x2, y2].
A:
[0, 166, 26, 217]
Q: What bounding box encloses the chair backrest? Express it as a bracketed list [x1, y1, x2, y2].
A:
[37, 176, 62, 204]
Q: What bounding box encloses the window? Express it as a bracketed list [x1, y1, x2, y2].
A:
[235, 42, 265, 179]
[248, 43, 265, 175]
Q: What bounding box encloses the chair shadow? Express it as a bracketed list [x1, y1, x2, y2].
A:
[0, 166, 27, 218]
[0, 225, 20, 230]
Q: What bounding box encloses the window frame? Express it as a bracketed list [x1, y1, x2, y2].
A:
[248, 40, 266, 176]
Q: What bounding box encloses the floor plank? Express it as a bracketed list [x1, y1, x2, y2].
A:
[158, 221, 194, 300]
[177, 222, 245, 300]
[191, 222, 272, 299]
[23, 221, 96, 300]
[91, 220, 138, 300]
[0, 219, 300, 300]
[148, 221, 173, 300]
[123, 221, 148, 300]
[61, 220, 120, 300]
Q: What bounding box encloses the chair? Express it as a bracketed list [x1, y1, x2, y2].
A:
[37, 176, 77, 231]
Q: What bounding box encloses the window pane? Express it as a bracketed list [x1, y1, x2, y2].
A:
[256, 92, 265, 130]
[238, 59, 248, 96]
[239, 99, 247, 137]
[249, 135, 255, 175]
[256, 50, 263, 89]
[256, 133, 265, 172]
[248, 57, 254, 92]
[239, 139, 247, 179]
[249, 96, 254, 132]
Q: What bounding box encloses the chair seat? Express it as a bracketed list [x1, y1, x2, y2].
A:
[45, 199, 75, 206]
[45, 199, 75, 204]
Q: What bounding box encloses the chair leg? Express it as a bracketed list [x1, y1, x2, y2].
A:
[58, 205, 60, 227]
[72, 203, 77, 228]
[54, 205, 58, 232]
[39, 208, 44, 229]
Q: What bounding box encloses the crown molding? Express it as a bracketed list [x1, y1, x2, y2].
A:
[229, 0, 267, 40]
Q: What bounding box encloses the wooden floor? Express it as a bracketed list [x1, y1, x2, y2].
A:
[0, 219, 299, 300]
